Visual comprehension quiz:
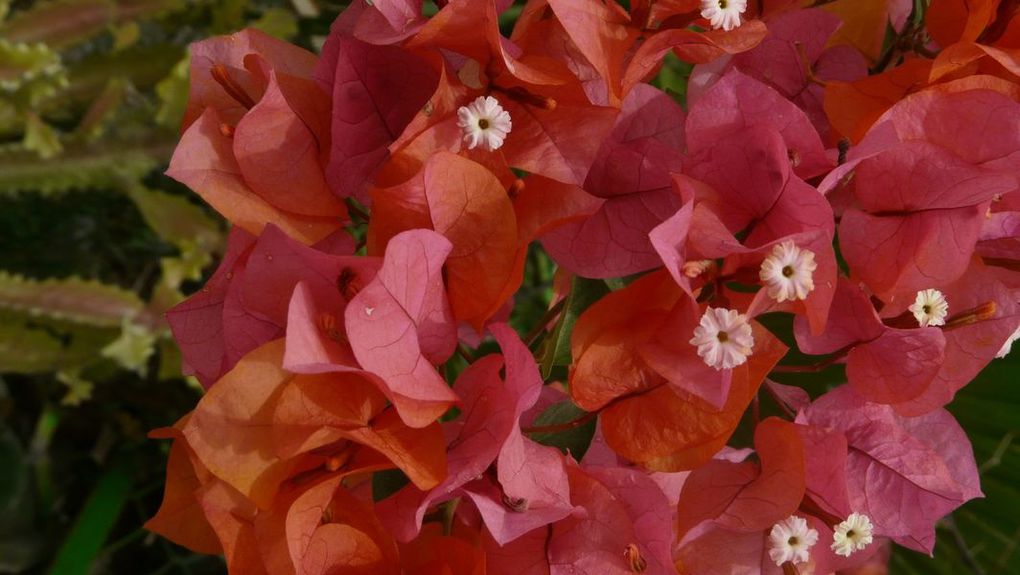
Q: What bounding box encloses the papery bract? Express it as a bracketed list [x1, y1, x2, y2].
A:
[675, 418, 805, 540]
[570, 271, 788, 469]
[377, 324, 573, 544]
[800, 385, 983, 554]
[172, 30, 346, 243]
[838, 141, 1015, 302]
[145, 424, 222, 554]
[166, 228, 275, 388]
[315, 34, 439, 203]
[170, 223, 373, 386]
[183, 29, 319, 129]
[344, 229, 459, 427]
[181, 340, 446, 508]
[687, 70, 832, 179]
[539, 84, 685, 278]
[691, 8, 868, 141]
[369, 152, 525, 329]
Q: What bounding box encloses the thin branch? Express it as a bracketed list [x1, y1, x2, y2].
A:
[980, 432, 1015, 474]
[524, 297, 567, 346]
[522, 409, 598, 435]
[344, 198, 371, 223]
[945, 515, 987, 575]
[770, 354, 845, 373]
[762, 382, 797, 419]
[456, 344, 475, 364]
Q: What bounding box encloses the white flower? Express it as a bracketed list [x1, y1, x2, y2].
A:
[768, 515, 819, 566]
[690, 307, 755, 370]
[456, 95, 512, 151]
[908, 288, 949, 327]
[759, 241, 817, 302]
[996, 325, 1020, 358]
[831, 513, 874, 557]
[700, 0, 747, 31]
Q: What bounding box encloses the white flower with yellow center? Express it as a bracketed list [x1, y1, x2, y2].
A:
[831, 512, 874, 557]
[759, 241, 817, 302]
[456, 95, 512, 151]
[768, 515, 819, 566]
[690, 307, 754, 370]
[908, 288, 949, 328]
[700, 0, 747, 31]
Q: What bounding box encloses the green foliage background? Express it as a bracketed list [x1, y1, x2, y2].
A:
[0, 1, 1016, 573]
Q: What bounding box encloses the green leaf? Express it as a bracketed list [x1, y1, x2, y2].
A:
[0, 135, 170, 196]
[527, 401, 597, 460]
[0, 272, 146, 328]
[123, 184, 222, 250]
[154, 57, 188, 129]
[0, 0, 184, 49]
[100, 316, 156, 375]
[46, 463, 132, 575]
[539, 277, 609, 379]
[22, 112, 62, 159]
[0, 310, 117, 373]
[0, 316, 64, 373]
[0, 38, 66, 115]
[252, 7, 300, 39]
[651, 51, 693, 109]
[73, 77, 129, 141]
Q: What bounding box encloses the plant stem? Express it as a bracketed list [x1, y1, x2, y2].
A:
[524, 297, 567, 346]
[522, 409, 598, 435]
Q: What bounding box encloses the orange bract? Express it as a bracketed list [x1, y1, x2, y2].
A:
[180, 340, 447, 508]
[570, 271, 788, 471]
[369, 152, 526, 330]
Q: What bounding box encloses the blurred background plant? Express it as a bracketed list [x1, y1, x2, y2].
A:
[0, 0, 1016, 573]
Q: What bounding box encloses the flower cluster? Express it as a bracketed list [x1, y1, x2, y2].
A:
[147, 1, 1020, 573]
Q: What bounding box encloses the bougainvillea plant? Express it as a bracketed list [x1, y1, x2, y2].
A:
[145, 0, 1020, 573]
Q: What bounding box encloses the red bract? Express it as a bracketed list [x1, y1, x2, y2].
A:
[688, 70, 833, 179]
[167, 225, 364, 388]
[369, 152, 525, 329]
[166, 228, 270, 387]
[480, 460, 677, 574]
[146, 376, 438, 574]
[377, 324, 574, 544]
[538, 84, 685, 278]
[675, 418, 805, 539]
[343, 229, 458, 427]
[838, 142, 1013, 302]
[315, 35, 439, 203]
[180, 340, 447, 508]
[691, 8, 868, 142]
[150, 0, 1020, 572]
[795, 278, 951, 411]
[676, 119, 838, 333]
[800, 385, 983, 554]
[171, 30, 346, 244]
